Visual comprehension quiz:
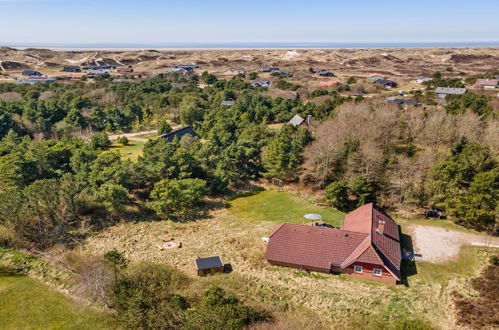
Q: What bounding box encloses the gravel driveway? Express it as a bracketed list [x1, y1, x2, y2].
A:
[410, 225, 499, 263]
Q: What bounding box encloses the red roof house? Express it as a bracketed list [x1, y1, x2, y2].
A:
[265, 203, 401, 284]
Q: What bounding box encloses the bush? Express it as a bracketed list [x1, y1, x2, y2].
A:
[90, 132, 111, 150]
[157, 120, 172, 135]
[116, 136, 129, 146]
[112, 262, 190, 329]
[95, 183, 129, 212]
[325, 180, 350, 211]
[183, 287, 269, 330]
[148, 178, 207, 219]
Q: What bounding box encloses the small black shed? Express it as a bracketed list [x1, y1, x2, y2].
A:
[195, 256, 224, 276]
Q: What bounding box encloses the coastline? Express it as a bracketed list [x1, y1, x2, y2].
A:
[4, 42, 499, 52]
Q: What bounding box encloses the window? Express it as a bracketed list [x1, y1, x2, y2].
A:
[373, 268, 383, 276]
[354, 265, 363, 273]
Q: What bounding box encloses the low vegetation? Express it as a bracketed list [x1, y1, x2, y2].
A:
[0, 266, 114, 329]
[451, 256, 499, 329]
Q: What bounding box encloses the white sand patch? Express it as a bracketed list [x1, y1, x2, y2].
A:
[283, 50, 300, 60]
[64, 56, 89, 64]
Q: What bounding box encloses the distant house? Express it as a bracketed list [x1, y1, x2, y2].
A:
[265, 203, 402, 284]
[67, 73, 87, 79]
[312, 69, 335, 77]
[169, 65, 200, 70]
[62, 66, 81, 73]
[22, 70, 42, 76]
[117, 67, 134, 73]
[158, 126, 198, 142]
[385, 97, 405, 105]
[17, 76, 55, 84]
[374, 79, 397, 90]
[259, 67, 280, 73]
[250, 80, 271, 88]
[416, 77, 432, 84]
[82, 65, 116, 70]
[226, 67, 246, 74]
[195, 256, 224, 276]
[221, 100, 235, 106]
[474, 79, 498, 89]
[403, 99, 420, 108]
[288, 114, 305, 127]
[272, 70, 293, 77]
[368, 73, 385, 80]
[112, 78, 136, 83]
[170, 82, 187, 88]
[165, 68, 193, 75]
[435, 87, 467, 98]
[86, 70, 108, 78]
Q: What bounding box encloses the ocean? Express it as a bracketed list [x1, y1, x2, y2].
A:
[5, 41, 499, 51]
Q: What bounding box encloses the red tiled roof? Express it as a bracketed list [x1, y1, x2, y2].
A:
[265, 203, 402, 280]
[266, 224, 368, 271]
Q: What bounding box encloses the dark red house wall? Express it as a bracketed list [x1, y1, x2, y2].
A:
[343, 262, 397, 284]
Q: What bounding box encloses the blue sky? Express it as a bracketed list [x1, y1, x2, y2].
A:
[1, 0, 498, 45]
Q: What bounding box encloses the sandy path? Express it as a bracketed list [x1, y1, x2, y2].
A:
[410, 224, 499, 263]
[107, 129, 158, 142]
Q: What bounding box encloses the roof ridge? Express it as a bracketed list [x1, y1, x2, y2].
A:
[339, 234, 371, 268]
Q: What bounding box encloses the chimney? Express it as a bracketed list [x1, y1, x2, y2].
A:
[377, 220, 385, 235]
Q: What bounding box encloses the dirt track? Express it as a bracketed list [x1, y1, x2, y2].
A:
[410, 225, 499, 263]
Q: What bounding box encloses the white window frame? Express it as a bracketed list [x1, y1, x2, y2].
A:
[373, 268, 383, 276]
[353, 265, 363, 273]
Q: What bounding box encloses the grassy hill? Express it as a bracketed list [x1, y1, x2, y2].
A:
[0, 266, 115, 329]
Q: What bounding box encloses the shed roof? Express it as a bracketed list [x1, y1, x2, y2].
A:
[195, 256, 223, 270]
[474, 79, 498, 86]
[288, 114, 305, 126]
[435, 87, 467, 95]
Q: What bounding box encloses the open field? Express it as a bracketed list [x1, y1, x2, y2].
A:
[107, 139, 146, 161]
[82, 189, 498, 329]
[230, 189, 345, 226]
[0, 266, 114, 329]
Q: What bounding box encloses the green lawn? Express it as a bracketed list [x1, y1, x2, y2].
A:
[0, 267, 115, 330]
[108, 139, 146, 161]
[229, 190, 345, 226]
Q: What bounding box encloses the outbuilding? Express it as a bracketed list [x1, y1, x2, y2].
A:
[435, 87, 467, 98]
[195, 256, 224, 276]
[22, 70, 42, 76]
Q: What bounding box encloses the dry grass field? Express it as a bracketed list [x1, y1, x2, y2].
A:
[82, 189, 496, 329]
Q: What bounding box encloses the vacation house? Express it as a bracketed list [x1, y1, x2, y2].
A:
[265, 203, 402, 284]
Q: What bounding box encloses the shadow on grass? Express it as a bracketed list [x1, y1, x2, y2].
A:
[399, 229, 418, 287]
[226, 182, 265, 201]
[224, 263, 233, 274]
[0, 266, 26, 277]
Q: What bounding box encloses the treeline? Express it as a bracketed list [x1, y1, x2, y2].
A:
[0, 72, 349, 140]
[303, 102, 497, 230]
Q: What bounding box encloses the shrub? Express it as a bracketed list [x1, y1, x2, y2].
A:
[112, 262, 189, 329]
[116, 136, 129, 146]
[148, 178, 207, 219]
[90, 132, 111, 150]
[325, 180, 350, 211]
[183, 287, 269, 330]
